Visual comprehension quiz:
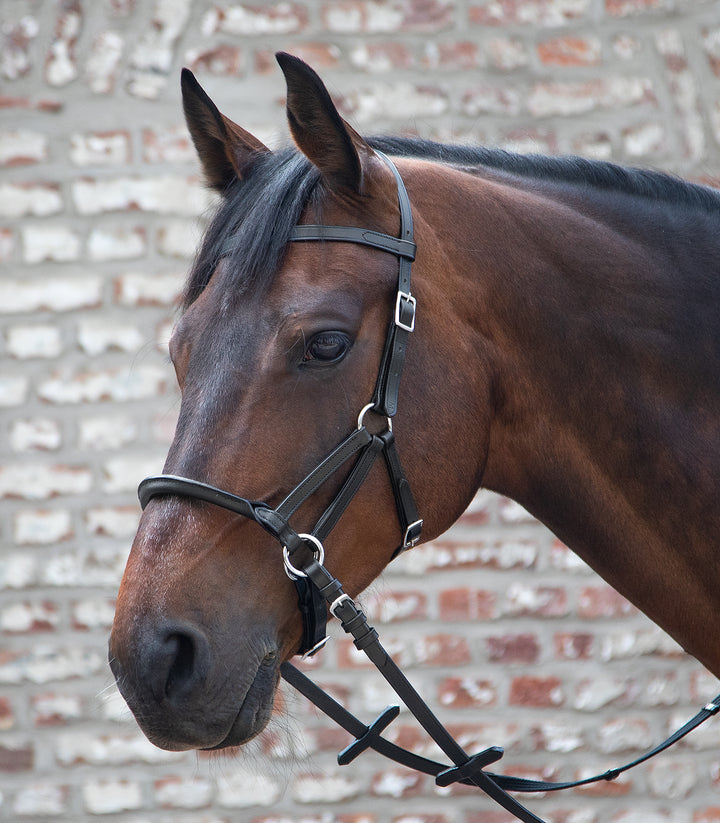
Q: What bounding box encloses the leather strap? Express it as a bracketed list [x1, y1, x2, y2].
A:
[289, 224, 416, 260]
[298, 558, 545, 823]
[275, 427, 373, 522]
[371, 151, 416, 419]
[283, 562, 720, 823]
[312, 435, 385, 542]
[380, 429, 423, 554]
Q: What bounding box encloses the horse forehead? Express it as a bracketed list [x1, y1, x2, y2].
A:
[272, 235, 399, 303]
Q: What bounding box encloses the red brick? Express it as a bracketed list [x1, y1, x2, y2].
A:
[0, 697, 14, 730]
[423, 41, 481, 70]
[307, 725, 353, 753]
[704, 29, 720, 77]
[385, 723, 425, 754]
[421, 538, 537, 571]
[186, 45, 245, 76]
[142, 127, 194, 164]
[0, 227, 13, 260]
[46, 0, 82, 87]
[0, 743, 33, 771]
[256, 44, 339, 75]
[337, 637, 378, 668]
[371, 768, 425, 797]
[69, 131, 130, 166]
[0, 96, 62, 112]
[606, 0, 661, 14]
[0, 600, 60, 633]
[509, 676, 564, 707]
[362, 589, 427, 622]
[501, 127, 558, 154]
[554, 631, 594, 660]
[416, 634, 472, 666]
[529, 77, 655, 117]
[0, 130, 48, 166]
[71, 599, 116, 631]
[504, 584, 568, 617]
[2, 16, 38, 80]
[487, 633, 540, 664]
[206, 3, 308, 34]
[578, 586, 636, 618]
[439, 587, 472, 620]
[322, 0, 454, 32]
[470, 0, 590, 27]
[598, 717, 652, 754]
[537, 35, 602, 66]
[351, 42, 414, 72]
[31, 693, 83, 726]
[439, 587, 496, 621]
[438, 676, 497, 708]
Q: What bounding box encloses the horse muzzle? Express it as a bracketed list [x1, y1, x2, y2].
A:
[108, 618, 279, 751]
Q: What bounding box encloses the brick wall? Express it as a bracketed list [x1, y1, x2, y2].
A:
[2, 1, 720, 821]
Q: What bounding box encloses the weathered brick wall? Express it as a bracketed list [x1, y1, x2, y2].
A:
[2, 1, 720, 821]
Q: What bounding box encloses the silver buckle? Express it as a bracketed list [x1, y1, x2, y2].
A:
[403, 519, 423, 549]
[395, 291, 416, 332]
[330, 593, 353, 618]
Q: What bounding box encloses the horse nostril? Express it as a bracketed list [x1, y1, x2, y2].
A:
[164, 632, 196, 698]
[148, 624, 211, 704]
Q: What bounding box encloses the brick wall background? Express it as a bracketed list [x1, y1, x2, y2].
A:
[3, 1, 720, 821]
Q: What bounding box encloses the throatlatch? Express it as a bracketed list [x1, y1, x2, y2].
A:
[137, 152, 720, 823]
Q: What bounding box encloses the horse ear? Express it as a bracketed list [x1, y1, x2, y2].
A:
[181, 68, 269, 191]
[276, 52, 370, 194]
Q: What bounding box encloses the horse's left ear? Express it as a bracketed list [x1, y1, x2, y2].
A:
[276, 52, 371, 194]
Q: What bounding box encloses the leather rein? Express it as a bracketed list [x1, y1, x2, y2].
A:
[137, 152, 720, 823]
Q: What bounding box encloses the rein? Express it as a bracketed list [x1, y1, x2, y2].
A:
[137, 152, 720, 823]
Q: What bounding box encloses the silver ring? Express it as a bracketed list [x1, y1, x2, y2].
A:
[283, 533, 325, 579]
[357, 402, 392, 432]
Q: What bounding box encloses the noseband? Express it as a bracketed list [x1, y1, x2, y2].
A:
[135, 152, 720, 823]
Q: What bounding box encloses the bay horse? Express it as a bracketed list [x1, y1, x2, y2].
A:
[110, 53, 720, 768]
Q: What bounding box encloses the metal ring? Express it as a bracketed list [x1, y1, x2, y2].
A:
[283, 533, 325, 579]
[357, 403, 392, 432]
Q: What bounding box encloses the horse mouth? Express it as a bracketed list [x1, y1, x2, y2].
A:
[202, 659, 279, 749]
[110, 637, 281, 752]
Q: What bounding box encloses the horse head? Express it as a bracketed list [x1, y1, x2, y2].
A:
[109, 54, 493, 751]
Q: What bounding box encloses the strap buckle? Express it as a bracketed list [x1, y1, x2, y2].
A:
[403, 519, 424, 549]
[330, 593, 353, 618]
[395, 291, 417, 332]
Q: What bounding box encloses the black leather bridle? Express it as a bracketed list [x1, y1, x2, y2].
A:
[136, 152, 720, 823]
[139, 151, 422, 658]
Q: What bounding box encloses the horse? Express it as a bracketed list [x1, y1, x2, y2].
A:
[109, 53, 720, 761]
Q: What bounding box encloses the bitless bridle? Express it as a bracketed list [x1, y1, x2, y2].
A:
[137, 152, 720, 823]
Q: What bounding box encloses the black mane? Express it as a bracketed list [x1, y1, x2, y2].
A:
[374, 136, 720, 211]
[184, 136, 720, 309]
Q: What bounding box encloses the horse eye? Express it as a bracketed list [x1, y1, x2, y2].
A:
[303, 331, 351, 364]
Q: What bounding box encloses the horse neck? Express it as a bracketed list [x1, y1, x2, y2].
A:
[412, 161, 720, 676]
